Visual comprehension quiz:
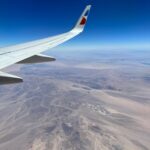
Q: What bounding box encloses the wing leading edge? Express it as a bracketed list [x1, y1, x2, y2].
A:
[0, 5, 91, 84]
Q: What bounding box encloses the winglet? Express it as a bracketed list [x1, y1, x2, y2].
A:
[71, 5, 91, 33]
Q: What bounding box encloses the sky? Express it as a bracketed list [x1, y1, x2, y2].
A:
[0, 0, 150, 50]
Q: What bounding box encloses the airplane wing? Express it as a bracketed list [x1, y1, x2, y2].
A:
[0, 5, 91, 84]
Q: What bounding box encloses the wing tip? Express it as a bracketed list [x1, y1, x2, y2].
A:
[87, 5, 92, 9]
[71, 5, 92, 33]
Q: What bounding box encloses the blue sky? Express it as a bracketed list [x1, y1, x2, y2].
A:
[0, 0, 150, 49]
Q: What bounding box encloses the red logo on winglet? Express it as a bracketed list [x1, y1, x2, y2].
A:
[80, 17, 86, 25]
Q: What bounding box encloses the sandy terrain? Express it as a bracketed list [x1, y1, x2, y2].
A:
[0, 49, 150, 150]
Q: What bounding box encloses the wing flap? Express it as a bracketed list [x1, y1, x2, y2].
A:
[18, 54, 56, 64]
[0, 72, 23, 84]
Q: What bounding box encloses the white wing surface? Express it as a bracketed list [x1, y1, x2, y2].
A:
[0, 5, 91, 84]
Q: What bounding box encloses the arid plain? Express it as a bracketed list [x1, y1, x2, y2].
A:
[0, 49, 150, 150]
